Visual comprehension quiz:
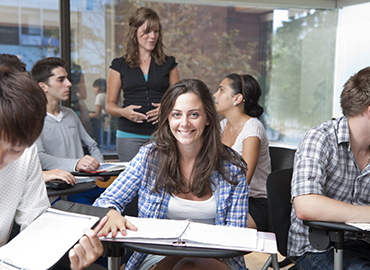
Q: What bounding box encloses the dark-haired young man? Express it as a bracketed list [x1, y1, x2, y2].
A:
[31, 57, 105, 204]
[289, 66, 370, 269]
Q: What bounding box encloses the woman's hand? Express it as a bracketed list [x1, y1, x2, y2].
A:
[69, 215, 108, 270]
[147, 103, 160, 124]
[42, 169, 77, 185]
[98, 209, 137, 238]
[123, 105, 147, 123]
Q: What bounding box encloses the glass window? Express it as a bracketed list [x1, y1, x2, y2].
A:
[70, 1, 338, 154]
[0, 26, 19, 45]
[265, 9, 337, 146]
[1, 1, 370, 154]
[70, 0, 114, 155]
[333, 2, 370, 117]
[0, 0, 60, 70]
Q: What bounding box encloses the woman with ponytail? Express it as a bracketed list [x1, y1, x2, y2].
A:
[214, 73, 271, 231]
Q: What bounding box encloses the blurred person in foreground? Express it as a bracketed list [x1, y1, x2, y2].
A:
[0, 65, 107, 270]
[0, 53, 76, 186]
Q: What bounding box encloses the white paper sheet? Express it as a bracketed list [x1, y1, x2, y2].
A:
[0, 208, 99, 270]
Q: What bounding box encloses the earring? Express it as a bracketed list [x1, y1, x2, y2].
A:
[233, 102, 237, 106]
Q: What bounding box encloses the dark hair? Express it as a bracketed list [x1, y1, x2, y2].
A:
[150, 78, 247, 197]
[341, 66, 370, 116]
[0, 66, 47, 146]
[225, 73, 264, 118]
[31, 57, 67, 84]
[124, 7, 166, 68]
[0, 54, 27, 73]
[93, 78, 107, 92]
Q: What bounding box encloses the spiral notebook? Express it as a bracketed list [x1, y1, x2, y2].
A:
[101, 216, 277, 254]
[0, 201, 108, 270]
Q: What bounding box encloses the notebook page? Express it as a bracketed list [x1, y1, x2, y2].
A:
[0, 208, 99, 270]
[345, 223, 370, 231]
[103, 216, 188, 240]
[183, 222, 258, 250]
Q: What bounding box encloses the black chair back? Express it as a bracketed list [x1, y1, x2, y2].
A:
[269, 146, 296, 172]
[266, 168, 293, 257]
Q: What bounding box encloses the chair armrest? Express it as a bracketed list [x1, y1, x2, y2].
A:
[303, 220, 364, 232]
[303, 220, 363, 250]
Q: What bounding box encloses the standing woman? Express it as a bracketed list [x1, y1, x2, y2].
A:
[94, 78, 249, 270]
[214, 73, 271, 231]
[106, 7, 180, 162]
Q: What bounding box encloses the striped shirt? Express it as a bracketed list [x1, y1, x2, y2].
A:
[288, 116, 370, 258]
[94, 143, 249, 269]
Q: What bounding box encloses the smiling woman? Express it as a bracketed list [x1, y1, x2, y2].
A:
[168, 92, 209, 151]
[94, 78, 249, 270]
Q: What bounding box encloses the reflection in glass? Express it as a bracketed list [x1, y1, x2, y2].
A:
[69, 1, 337, 154]
[0, 0, 60, 70]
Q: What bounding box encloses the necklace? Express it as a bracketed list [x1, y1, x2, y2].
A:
[141, 56, 150, 63]
[227, 122, 243, 144]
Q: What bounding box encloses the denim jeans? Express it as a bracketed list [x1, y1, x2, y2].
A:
[295, 240, 370, 270]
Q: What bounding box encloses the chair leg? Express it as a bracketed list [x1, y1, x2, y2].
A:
[108, 257, 121, 270]
[271, 253, 280, 270]
[261, 255, 272, 270]
[334, 248, 343, 270]
[261, 254, 280, 270]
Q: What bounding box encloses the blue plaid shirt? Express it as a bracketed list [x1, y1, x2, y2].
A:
[94, 143, 249, 269]
[288, 116, 370, 258]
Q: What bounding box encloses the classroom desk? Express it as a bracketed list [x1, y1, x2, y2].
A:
[122, 242, 247, 257]
[71, 170, 123, 177]
[102, 242, 248, 270]
[102, 230, 277, 270]
[47, 181, 97, 200]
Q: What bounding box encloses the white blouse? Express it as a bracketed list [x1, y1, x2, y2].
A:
[165, 195, 216, 225]
[220, 117, 271, 198]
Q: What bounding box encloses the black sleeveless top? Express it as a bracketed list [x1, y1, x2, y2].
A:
[110, 55, 177, 135]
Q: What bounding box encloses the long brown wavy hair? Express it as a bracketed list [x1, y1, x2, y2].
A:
[124, 7, 166, 68]
[150, 78, 247, 197]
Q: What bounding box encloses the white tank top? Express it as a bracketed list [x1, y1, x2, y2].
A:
[165, 194, 216, 225]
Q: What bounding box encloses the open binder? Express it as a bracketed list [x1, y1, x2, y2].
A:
[81, 162, 127, 173]
[0, 201, 109, 270]
[102, 216, 277, 254]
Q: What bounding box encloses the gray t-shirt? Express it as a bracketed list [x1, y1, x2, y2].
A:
[35, 106, 103, 171]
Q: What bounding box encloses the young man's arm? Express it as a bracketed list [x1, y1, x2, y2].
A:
[35, 137, 79, 171]
[294, 194, 370, 223]
[77, 115, 104, 163]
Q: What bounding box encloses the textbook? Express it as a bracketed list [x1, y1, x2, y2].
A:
[0, 201, 108, 270]
[101, 216, 277, 254]
[82, 162, 128, 173]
